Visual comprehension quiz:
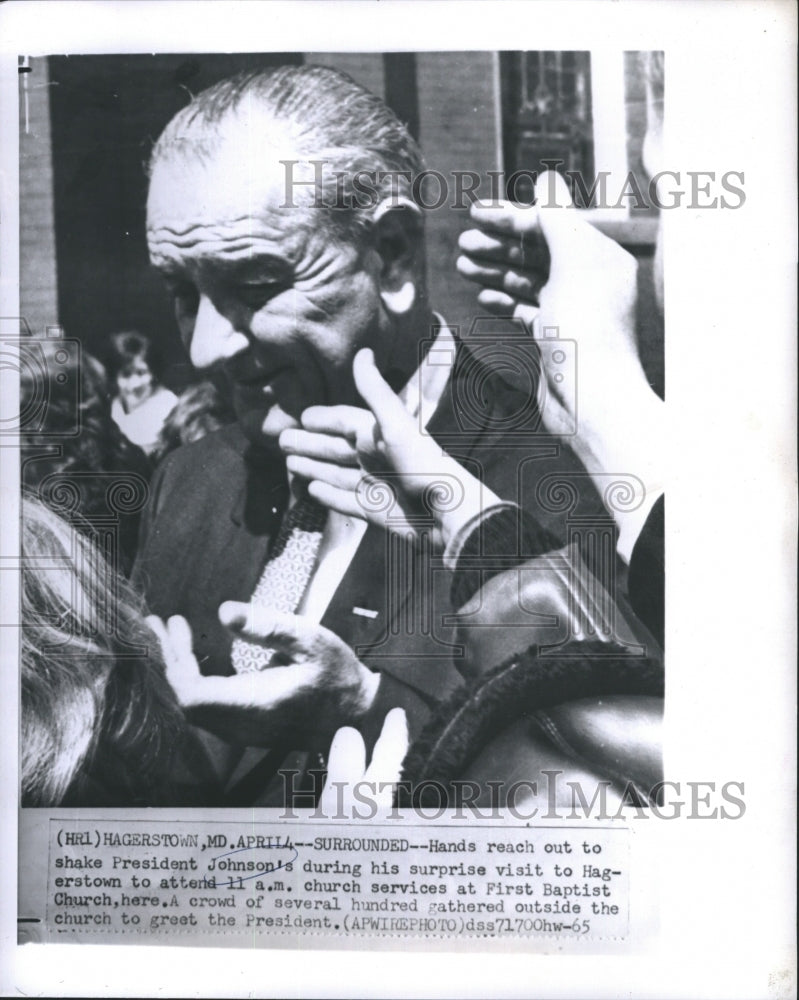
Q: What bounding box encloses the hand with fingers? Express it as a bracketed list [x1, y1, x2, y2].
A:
[457, 170, 648, 438]
[457, 170, 664, 560]
[319, 707, 408, 815]
[280, 347, 501, 552]
[147, 604, 380, 749]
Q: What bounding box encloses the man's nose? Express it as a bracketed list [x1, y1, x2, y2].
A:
[189, 295, 249, 370]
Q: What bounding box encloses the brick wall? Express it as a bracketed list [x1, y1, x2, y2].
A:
[417, 52, 502, 336]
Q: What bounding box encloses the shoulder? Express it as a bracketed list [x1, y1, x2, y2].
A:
[430, 338, 540, 440]
[149, 423, 287, 522]
[154, 423, 248, 486]
[148, 386, 179, 417]
[452, 340, 536, 414]
[147, 426, 247, 525]
[158, 386, 179, 405]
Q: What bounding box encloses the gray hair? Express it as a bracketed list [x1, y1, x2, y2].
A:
[149, 64, 426, 240]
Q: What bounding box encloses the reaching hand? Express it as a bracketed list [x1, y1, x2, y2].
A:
[458, 171, 650, 438]
[148, 605, 380, 749]
[457, 171, 664, 560]
[279, 348, 500, 551]
[319, 707, 408, 815]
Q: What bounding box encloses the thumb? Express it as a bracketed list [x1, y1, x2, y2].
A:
[219, 602, 309, 651]
[367, 707, 408, 781]
[148, 614, 203, 701]
[535, 170, 601, 261]
[535, 169, 574, 211]
[218, 600, 249, 631]
[352, 348, 412, 442]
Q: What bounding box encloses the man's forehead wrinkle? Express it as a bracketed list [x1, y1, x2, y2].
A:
[146, 216, 287, 241]
[148, 164, 315, 233]
[149, 240, 284, 263]
[146, 219, 318, 279]
[147, 239, 297, 275]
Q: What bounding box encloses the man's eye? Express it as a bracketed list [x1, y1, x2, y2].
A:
[167, 282, 199, 315]
[234, 283, 286, 309]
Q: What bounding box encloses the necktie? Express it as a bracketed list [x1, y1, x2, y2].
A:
[231, 498, 327, 673]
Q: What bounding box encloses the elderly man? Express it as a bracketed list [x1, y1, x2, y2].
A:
[133, 64, 603, 801]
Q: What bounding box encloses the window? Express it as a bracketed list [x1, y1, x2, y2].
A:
[501, 51, 658, 231]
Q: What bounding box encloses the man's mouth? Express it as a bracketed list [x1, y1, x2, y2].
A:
[234, 366, 290, 393]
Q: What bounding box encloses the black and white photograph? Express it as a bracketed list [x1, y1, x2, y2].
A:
[16, 47, 664, 812]
[1, 1, 795, 997]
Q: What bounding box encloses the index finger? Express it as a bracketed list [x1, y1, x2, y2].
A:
[280, 427, 359, 464]
[325, 726, 367, 785]
[458, 227, 528, 263]
[365, 707, 408, 783]
[468, 199, 542, 238]
[220, 602, 322, 653]
[352, 348, 411, 439]
[300, 404, 374, 440]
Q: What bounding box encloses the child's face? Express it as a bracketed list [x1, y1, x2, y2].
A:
[118, 357, 154, 409]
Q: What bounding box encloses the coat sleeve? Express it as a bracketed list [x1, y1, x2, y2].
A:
[130, 452, 175, 595]
[448, 504, 557, 608]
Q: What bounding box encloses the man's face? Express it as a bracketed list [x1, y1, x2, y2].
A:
[146, 119, 392, 450]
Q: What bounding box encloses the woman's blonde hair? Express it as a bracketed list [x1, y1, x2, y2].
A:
[21, 495, 184, 805]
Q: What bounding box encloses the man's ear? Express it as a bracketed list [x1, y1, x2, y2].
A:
[373, 200, 423, 316]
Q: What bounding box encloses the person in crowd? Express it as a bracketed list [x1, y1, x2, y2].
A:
[107, 330, 178, 456]
[21, 495, 189, 805]
[22, 495, 398, 807]
[20, 341, 152, 577]
[151, 378, 236, 463]
[132, 64, 608, 804]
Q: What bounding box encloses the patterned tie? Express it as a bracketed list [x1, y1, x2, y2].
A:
[231, 498, 327, 673]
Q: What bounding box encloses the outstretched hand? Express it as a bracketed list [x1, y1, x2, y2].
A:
[279, 348, 499, 551]
[319, 707, 408, 815]
[457, 171, 664, 560]
[458, 170, 647, 438]
[148, 604, 380, 749]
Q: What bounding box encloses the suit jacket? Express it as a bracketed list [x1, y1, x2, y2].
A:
[132, 339, 611, 748]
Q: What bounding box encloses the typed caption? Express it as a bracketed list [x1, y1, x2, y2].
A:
[25, 817, 631, 948]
